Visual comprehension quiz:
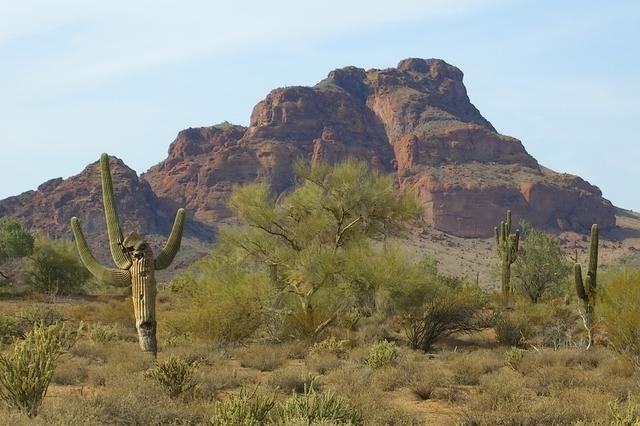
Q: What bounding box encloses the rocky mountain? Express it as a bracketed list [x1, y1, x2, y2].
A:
[143, 58, 615, 237]
[0, 58, 616, 254]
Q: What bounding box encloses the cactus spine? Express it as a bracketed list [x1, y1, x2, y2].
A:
[575, 224, 598, 344]
[71, 154, 185, 356]
[495, 210, 520, 298]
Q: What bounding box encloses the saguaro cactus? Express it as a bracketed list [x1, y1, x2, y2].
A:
[70, 154, 185, 356]
[495, 210, 520, 298]
[575, 224, 598, 348]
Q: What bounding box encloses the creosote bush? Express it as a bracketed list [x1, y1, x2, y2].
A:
[0, 323, 78, 417]
[403, 283, 488, 352]
[144, 355, 200, 399]
[493, 311, 528, 347]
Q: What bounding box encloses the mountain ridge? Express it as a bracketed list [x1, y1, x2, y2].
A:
[0, 57, 616, 256]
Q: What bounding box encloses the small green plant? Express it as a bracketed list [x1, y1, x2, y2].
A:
[364, 340, 399, 369]
[0, 315, 20, 344]
[277, 384, 363, 425]
[144, 355, 200, 399]
[609, 394, 640, 425]
[87, 323, 119, 344]
[210, 386, 276, 425]
[0, 322, 78, 417]
[504, 347, 526, 370]
[309, 337, 349, 359]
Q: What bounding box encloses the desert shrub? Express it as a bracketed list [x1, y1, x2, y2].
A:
[210, 386, 276, 425]
[306, 353, 343, 375]
[276, 385, 363, 425]
[403, 283, 488, 352]
[268, 366, 316, 394]
[15, 305, 64, 332]
[448, 350, 503, 386]
[237, 343, 289, 372]
[609, 394, 640, 425]
[493, 311, 529, 347]
[364, 340, 399, 369]
[512, 223, 571, 303]
[0, 323, 78, 417]
[87, 323, 120, 344]
[504, 347, 526, 370]
[600, 269, 640, 366]
[309, 337, 349, 359]
[51, 357, 88, 385]
[22, 238, 90, 296]
[410, 369, 448, 401]
[168, 251, 271, 345]
[144, 355, 200, 399]
[0, 217, 34, 283]
[0, 315, 20, 343]
[509, 298, 582, 349]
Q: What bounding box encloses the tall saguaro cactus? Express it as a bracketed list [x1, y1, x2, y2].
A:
[70, 154, 185, 356]
[575, 224, 598, 348]
[495, 210, 520, 299]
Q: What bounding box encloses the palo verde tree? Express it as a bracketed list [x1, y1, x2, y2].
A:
[0, 217, 34, 282]
[226, 159, 420, 339]
[70, 154, 185, 356]
[495, 210, 519, 299]
[512, 222, 571, 303]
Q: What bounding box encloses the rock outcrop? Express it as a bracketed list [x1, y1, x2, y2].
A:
[142, 58, 615, 237]
[0, 58, 616, 240]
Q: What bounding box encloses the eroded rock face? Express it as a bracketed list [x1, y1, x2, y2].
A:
[1, 58, 616, 239]
[142, 58, 614, 237]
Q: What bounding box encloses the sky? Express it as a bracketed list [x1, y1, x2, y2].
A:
[0, 0, 638, 210]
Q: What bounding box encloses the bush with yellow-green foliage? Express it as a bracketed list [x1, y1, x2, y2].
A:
[402, 280, 488, 352]
[600, 269, 640, 366]
[210, 386, 276, 425]
[276, 385, 363, 425]
[364, 340, 399, 369]
[0, 322, 78, 417]
[22, 237, 90, 296]
[144, 355, 200, 399]
[167, 248, 272, 345]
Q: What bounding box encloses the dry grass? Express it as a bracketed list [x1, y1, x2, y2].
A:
[1, 293, 640, 425]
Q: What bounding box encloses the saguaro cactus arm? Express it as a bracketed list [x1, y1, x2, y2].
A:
[154, 208, 186, 270]
[100, 153, 132, 270]
[574, 263, 587, 301]
[575, 224, 599, 305]
[70, 217, 130, 286]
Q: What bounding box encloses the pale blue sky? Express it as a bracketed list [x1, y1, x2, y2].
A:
[1, 1, 638, 210]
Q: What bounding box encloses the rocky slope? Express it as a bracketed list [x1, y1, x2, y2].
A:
[143, 58, 615, 237]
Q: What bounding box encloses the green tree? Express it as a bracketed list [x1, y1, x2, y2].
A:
[22, 238, 90, 297]
[600, 269, 640, 367]
[512, 222, 571, 303]
[226, 159, 421, 338]
[0, 217, 34, 282]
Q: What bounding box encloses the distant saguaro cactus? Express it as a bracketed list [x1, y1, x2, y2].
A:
[575, 224, 598, 348]
[70, 154, 185, 356]
[495, 210, 520, 299]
